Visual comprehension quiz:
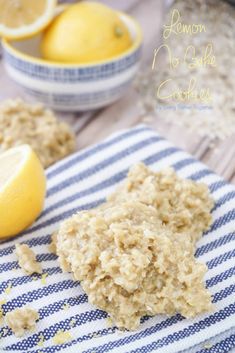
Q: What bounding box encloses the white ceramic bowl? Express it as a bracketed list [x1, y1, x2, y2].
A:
[2, 12, 142, 111]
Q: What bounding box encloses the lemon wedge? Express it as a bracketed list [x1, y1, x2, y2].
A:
[41, 1, 132, 63]
[0, 145, 46, 239]
[0, 0, 57, 39]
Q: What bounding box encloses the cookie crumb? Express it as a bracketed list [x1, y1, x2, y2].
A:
[204, 342, 213, 349]
[106, 317, 113, 328]
[0, 299, 6, 323]
[49, 232, 58, 254]
[62, 303, 70, 311]
[69, 318, 76, 328]
[5, 307, 39, 337]
[53, 330, 72, 344]
[4, 283, 12, 295]
[41, 273, 48, 285]
[15, 244, 42, 275]
[2, 327, 8, 337]
[37, 333, 44, 347]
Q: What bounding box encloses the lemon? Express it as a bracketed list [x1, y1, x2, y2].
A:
[41, 1, 132, 63]
[0, 145, 46, 239]
[0, 0, 57, 40]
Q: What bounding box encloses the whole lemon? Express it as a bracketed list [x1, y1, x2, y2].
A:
[41, 1, 132, 63]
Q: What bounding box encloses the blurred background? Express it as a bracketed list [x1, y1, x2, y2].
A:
[0, 0, 234, 182]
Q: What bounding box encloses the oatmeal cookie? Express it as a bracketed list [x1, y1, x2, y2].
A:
[56, 201, 212, 330]
[0, 98, 76, 168]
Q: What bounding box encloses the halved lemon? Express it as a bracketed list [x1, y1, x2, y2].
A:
[0, 145, 46, 239]
[0, 0, 57, 40]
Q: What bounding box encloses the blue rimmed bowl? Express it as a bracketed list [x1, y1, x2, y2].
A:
[2, 12, 142, 112]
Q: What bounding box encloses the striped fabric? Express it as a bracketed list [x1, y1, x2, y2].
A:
[0, 124, 234, 353]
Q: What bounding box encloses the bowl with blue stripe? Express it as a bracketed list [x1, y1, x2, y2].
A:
[2, 12, 142, 112]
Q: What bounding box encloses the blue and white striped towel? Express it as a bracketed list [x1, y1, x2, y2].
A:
[0, 124, 234, 353]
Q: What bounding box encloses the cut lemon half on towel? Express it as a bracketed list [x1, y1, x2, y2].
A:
[0, 145, 46, 239]
[0, 0, 57, 39]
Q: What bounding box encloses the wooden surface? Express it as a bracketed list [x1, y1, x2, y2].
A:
[0, 0, 234, 185]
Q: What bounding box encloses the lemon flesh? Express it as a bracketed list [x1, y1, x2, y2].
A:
[0, 0, 56, 39]
[41, 1, 132, 63]
[0, 145, 46, 239]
